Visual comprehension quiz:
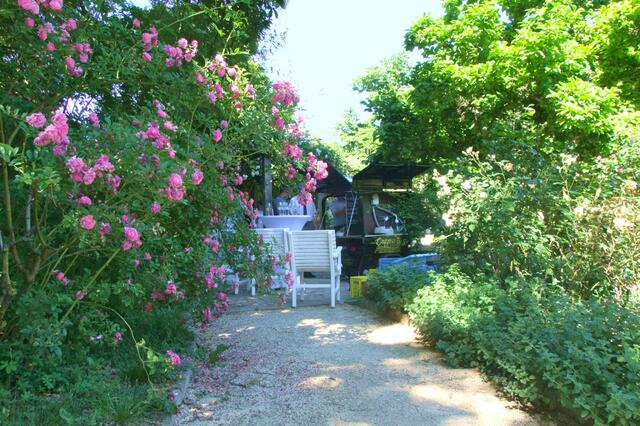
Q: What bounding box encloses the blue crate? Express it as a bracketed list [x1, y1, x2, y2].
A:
[377, 253, 439, 272]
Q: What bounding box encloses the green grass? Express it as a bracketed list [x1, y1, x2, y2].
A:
[1, 371, 166, 425]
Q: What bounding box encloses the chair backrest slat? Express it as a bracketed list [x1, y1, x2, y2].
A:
[254, 228, 289, 255]
[288, 230, 336, 273]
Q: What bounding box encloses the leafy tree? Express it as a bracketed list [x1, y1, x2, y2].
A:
[359, 0, 640, 161]
[335, 108, 378, 170]
[355, 0, 640, 298]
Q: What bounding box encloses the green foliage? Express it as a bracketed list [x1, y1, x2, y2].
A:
[354, 0, 640, 300]
[0, 0, 293, 422]
[335, 109, 379, 173]
[1, 373, 166, 425]
[407, 267, 640, 425]
[208, 343, 230, 366]
[388, 176, 442, 243]
[354, 0, 640, 423]
[364, 267, 433, 312]
[354, 54, 428, 162]
[430, 143, 640, 299]
[359, 0, 640, 161]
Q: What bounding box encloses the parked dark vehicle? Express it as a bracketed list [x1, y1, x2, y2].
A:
[316, 163, 431, 275]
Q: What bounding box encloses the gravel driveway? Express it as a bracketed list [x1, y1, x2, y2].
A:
[171, 304, 547, 426]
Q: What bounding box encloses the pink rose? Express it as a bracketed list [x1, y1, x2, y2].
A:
[151, 201, 161, 213]
[88, 112, 99, 128]
[168, 173, 183, 188]
[25, 17, 35, 28]
[18, 0, 39, 14]
[191, 169, 203, 186]
[77, 196, 92, 206]
[165, 281, 177, 294]
[26, 112, 46, 128]
[220, 120, 228, 129]
[82, 168, 96, 185]
[48, 0, 62, 11]
[142, 52, 152, 61]
[133, 18, 141, 27]
[65, 18, 77, 31]
[99, 222, 111, 235]
[166, 350, 181, 365]
[93, 154, 114, 173]
[212, 129, 222, 142]
[124, 226, 139, 242]
[163, 121, 177, 132]
[80, 215, 96, 230]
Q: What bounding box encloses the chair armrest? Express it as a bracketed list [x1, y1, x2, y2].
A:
[333, 246, 342, 259]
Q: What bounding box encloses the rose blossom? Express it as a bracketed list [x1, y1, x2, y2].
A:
[18, 0, 39, 14]
[168, 173, 183, 188]
[99, 222, 111, 236]
[80, 215, 96, 230]
[48, 0, 62, 11]
[166, 350, 182, 366]
[122, 226, 142, 250]
[191, 169, 203, 185]
[77, 196, 92, 206]
[26, 112, 46, 128]
[88, 112, 99, 128]
[165, 281, 177, 294]
[124, 226, 139, 242]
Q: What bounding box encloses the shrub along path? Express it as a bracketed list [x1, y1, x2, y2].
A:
[170, 302, 551, 425]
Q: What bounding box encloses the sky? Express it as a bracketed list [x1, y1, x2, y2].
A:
[262, 0, 442, 141]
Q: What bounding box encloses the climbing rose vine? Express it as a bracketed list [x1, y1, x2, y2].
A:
[0, 0, 326, 411]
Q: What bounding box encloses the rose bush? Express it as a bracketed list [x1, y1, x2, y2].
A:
[0, 0, 324, 422]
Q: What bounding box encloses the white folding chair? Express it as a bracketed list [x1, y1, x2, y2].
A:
[249, 228, 290, 296]
[287, 230, 342, 308]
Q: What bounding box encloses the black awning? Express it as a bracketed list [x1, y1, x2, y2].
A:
[353, 163, 429, 182]
[315, 162, 352, 195]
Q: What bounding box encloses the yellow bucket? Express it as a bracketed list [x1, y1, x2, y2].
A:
[349, 276, 367, 298]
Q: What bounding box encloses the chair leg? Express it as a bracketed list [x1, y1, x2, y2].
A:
[330, 273, 336, 308]
[336, 275, 341, 302]
[292, 278, 297, 308]
[251, 278, 256, 296]
[234, 273, 239, 295]
[299, 275, 305, 301]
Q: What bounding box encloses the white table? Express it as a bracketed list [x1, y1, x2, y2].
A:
[260, 215, 311, 231]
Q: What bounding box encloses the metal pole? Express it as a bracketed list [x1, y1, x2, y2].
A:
[262, 156, 272, 214]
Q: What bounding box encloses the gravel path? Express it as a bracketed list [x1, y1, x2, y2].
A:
[172, 304, 547, 426]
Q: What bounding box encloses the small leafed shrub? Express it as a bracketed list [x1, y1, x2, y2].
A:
[407, 266, 640, 425]
[365, 266, 433, 312]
